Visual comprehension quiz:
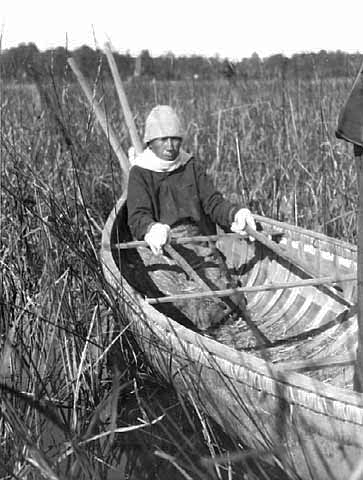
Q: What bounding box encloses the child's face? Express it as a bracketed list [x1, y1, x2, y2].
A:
[149, 137, 182, 161]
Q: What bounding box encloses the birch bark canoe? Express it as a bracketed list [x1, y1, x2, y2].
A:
[101, 197, 362, 480]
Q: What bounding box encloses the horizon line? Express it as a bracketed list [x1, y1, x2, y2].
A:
[2, 41, 363, 63]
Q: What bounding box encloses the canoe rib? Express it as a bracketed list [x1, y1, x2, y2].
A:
[275, 353, 356, 372]
[143, 308, 363, 435]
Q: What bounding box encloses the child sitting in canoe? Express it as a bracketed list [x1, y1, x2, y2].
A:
[127, 105, 256, 330]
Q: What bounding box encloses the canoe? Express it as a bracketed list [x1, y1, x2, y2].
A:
[100, 193, 362, 480]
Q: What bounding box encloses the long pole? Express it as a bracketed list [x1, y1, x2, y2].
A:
[67, 57, 130, 188]
[145, 274, 355, 304]
[354, 144, 363, 391]
[335, 60, 363, 392]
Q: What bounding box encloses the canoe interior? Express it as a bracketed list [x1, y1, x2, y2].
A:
[112, 206, 357, 391]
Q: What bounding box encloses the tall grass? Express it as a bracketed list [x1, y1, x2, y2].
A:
[0, 62, 359, 479]
[111, 73, 358, 239]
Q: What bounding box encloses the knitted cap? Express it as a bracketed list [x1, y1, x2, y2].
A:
[144, 105, 184, 143]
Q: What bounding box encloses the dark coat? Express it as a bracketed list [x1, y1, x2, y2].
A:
[127, 157, 240, 239]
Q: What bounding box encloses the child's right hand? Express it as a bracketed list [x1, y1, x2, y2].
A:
[144, 223, 171, 255]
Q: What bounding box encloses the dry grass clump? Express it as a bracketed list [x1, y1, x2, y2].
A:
[1, 59, 359, 479]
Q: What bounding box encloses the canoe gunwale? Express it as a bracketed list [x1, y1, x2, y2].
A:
[254, 214, 357, 255]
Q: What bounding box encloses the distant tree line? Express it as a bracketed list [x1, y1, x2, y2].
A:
[1, 42, 362, 83]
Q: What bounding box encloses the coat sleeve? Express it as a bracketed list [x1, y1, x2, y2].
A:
[194, 162, 240, 228]
[127, 166, 156, 239]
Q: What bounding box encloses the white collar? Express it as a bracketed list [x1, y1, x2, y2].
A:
[131, 147, 191, 172]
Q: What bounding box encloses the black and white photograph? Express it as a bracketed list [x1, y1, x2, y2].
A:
[1, 1, 363, 478]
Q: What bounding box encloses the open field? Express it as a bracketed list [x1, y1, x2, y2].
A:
[0, 71, 359, 479]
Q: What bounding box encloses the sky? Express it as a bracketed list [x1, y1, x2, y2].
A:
[1, 0, 362, 60]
